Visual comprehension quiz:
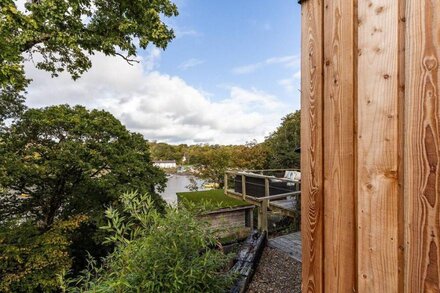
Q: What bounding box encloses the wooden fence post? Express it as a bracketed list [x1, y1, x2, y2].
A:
[241, 175, 246, 200]
[261, 199, 268, 234]
[224, 173, 228, 194]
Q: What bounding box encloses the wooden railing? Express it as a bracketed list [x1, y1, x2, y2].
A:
[224, 170, 301, 233]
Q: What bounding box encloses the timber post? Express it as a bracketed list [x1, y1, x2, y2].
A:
[224, 173, 228, 195]
[241, 174, 246, 200]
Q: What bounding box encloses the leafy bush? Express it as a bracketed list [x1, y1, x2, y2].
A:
[0, 216, 87, 293]
[67, 192, 234, 292]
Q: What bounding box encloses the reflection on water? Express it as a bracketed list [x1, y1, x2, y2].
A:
[160, 175, 204, 204]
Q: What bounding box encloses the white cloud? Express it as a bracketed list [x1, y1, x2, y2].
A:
[173, 27, 201, 38]
[232, 64, 262, 75]
[179, 58, 204, 70]
[144, 48, 162, 71]
[278, 70, 301, 93]
[232, 55, 300, 75]
[24, 53, 289, 145]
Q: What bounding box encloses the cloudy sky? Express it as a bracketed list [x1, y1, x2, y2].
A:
[24, 0, 302, 145]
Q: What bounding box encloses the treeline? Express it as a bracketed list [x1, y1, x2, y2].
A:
[149, 110, 301, 185]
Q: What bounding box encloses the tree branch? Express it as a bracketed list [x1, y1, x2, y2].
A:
[89, 164, 109, 178]
[21, 34, 51, 53]
[114, 53, 140, 66]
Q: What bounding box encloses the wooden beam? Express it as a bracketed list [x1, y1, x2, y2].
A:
[301, 0, 324, 291]
[225, 190, 262, 206]
[323, 0, 356, 291]
[261, 199, 268, 233]
[357, 1, 401, 292]
[405, 0, 440, 291]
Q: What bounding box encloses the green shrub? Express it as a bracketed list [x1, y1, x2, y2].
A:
[67, 192, 234, 292]
[0, 216, 87, 293]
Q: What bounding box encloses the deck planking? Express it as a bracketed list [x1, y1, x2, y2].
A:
[269, 199, 295, 211]
[268, 232, 302, 263]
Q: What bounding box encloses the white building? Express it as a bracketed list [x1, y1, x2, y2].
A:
[153, 160, 177, 169]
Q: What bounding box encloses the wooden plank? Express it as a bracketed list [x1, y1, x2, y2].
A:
[357, 1, 401, 292]
[268, 233, 303, 263]
[405, 0, 440, 291]
[397, 1, 406, 292]
[301, 0, 324, 291]
[323, 0, 356, 291]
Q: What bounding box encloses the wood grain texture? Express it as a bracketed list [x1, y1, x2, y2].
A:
[301, 0, 324, 292]
[357, 1, 401, 292]
[322, 0, 356, 292]
[397, 1, 406, 292]
[405, 0, 440, 291]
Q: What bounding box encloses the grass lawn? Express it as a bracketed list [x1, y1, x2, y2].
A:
[177, 189, 249, 209]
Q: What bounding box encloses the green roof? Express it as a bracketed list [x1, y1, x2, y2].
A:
[177, 189, 250, 210]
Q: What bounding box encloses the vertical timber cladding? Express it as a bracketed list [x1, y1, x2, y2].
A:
[357, 0, 401, 292]
[301, 0, 439, 292]
[323, 0, 356, 292]
[405, 0, 440, 292]
[300, 0, 324, 291]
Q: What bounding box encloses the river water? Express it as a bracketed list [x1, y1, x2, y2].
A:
[160, 175, 205, 204]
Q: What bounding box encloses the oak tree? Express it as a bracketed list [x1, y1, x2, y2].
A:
[0, 0, 178, 121]
[0, 104, 166, 229]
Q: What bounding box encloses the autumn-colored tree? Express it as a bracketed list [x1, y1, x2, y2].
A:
[231, 140, 268, 170]
[0, 216, 87, 292]
[197, 147, 231, 187]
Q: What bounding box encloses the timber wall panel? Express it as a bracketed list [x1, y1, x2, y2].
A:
[322, 0, 356, 291]
[405, 0, 440, 292]
[300, 0, 440, 292]
[357, 1, 401, 292]
[301, 0, 324, 292]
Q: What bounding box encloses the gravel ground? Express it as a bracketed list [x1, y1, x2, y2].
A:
[247, 247, 301, 293]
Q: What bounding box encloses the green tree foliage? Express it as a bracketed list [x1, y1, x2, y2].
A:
[151, 111, 300, 177]
[231, 140, 268, 170]
[0, 104, 166, 228]
[264, 110, 301, 169]
[0, 105, 167, 291]
[149, 142, 186, 163]
[197, 146, 231, 187]
[0, 0, 178, 122]
[0, 215, 88, 292]
[67, 191, 234, 293]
